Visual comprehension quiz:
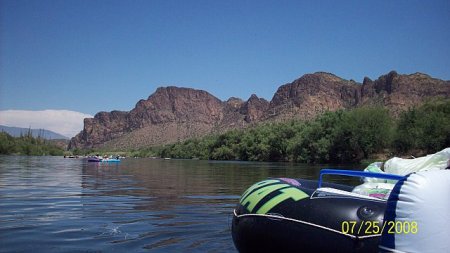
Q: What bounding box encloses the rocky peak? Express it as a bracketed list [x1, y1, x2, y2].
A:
[69, 86, 226, 150]
[359, 70, 450, 114]
[268, 72, 360, 120]
[373, 71, 398, 93]
[129, 86, 224, 126]
[270, 72, 353, 107]
[240, 94, 269, 123]
[312, 72, 345, 82]
[363, 77, 373, 85]
[410, 72, 431, 78]
[226, 97, 244, 110]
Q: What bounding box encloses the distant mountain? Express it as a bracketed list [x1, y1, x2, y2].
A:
[0, 125, 69, 140]
[69, 71, 450, 150]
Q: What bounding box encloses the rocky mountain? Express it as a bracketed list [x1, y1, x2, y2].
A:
[69, 71, 450, 150]
[266, 72, 360, 121]
[359, 71, 449, 114]
[70, 87, 251, 150]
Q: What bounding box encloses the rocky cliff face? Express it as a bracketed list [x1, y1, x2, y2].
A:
[70, 110, 128, 149]
[240, 94, 269, 123]
[69, 87, 268, 150]
[267, 72, 360, 121]
[360, 71, 450, 114]
[69, 71, 450, 150]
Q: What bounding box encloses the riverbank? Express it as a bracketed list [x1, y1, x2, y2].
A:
[0, 132, 64, 156]
[146, 101, 449, 163]
[69, 99, 449, 163]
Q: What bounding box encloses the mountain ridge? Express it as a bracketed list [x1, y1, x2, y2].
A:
[0, 125, 69, 140]
[69, 71, 450, 150]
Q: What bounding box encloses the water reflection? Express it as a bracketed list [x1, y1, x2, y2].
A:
[0, 156, 361, 252]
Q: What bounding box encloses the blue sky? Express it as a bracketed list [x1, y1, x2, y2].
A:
[1, 0, 450, 116]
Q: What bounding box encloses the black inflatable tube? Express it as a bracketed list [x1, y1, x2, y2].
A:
[232, 178, 387, 253]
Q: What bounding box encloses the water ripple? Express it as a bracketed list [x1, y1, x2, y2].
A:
[0, 156, 331, 252]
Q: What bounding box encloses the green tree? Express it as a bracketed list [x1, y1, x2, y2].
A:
[337, 107, 393, 160]
[394, 99, 450, 153]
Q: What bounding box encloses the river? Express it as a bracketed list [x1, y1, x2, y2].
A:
[0, 156, 359, 252]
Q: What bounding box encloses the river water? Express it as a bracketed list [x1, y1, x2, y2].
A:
[0, 156, 358, 252]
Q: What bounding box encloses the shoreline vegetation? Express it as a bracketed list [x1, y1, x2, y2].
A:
[2, 100, 449, 164]
[77, 99, 449, 164]
[0, 129, 65, 156]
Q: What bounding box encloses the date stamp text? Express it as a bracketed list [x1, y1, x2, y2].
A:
[341, 221, 418, 235]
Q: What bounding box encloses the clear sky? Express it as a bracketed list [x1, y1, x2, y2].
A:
[1, 0, 450, 116]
